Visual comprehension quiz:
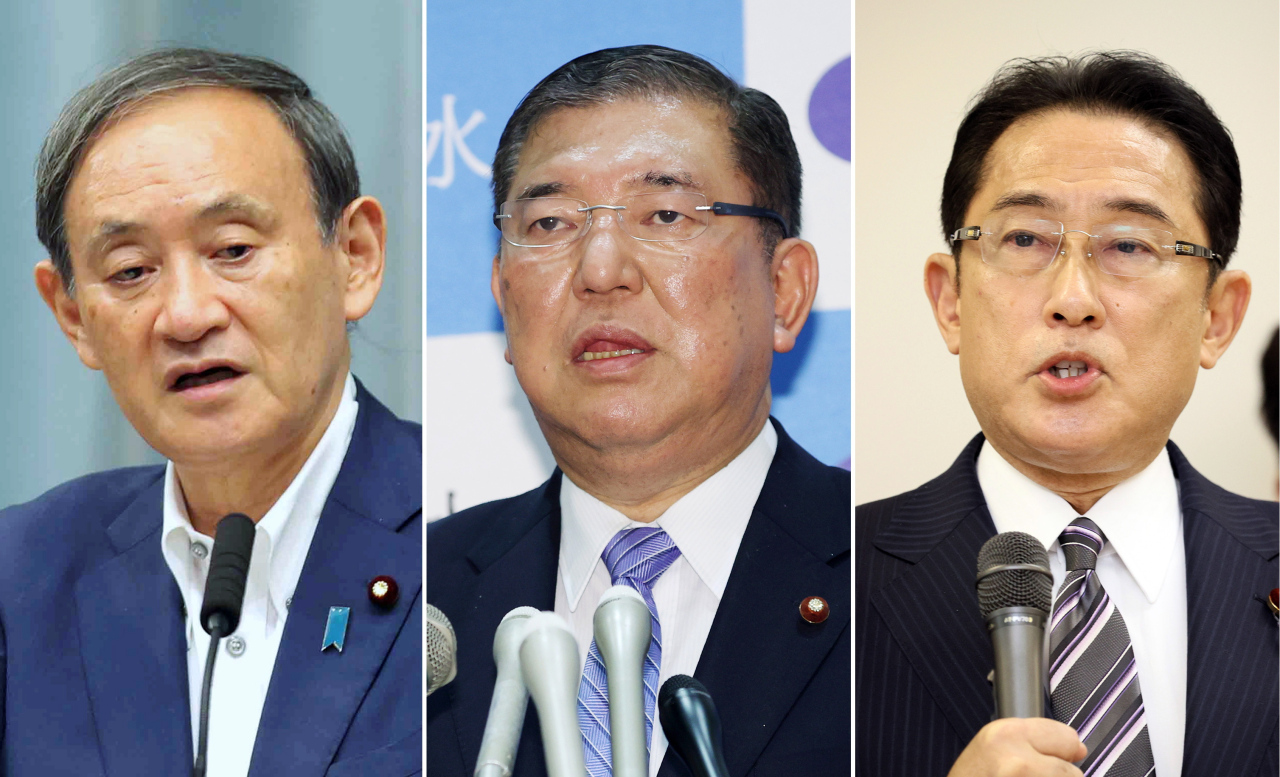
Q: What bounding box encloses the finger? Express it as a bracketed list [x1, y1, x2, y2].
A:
[1022, 718, 1087, 761]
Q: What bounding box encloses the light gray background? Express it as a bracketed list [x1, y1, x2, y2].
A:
[856, 0, 1279, 504]
[0, 1, 421, 508]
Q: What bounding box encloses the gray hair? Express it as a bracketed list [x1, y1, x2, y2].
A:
[492, 45, 802, 253]
[36, 47, 360, 291]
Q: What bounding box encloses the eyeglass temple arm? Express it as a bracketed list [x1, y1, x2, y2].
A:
[950, 226, 982, 243]
[699, 202, 792, 240]
[1173, 241, 1222, 262]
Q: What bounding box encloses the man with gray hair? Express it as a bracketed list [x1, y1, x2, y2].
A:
[428, 45, 849, 777]
[2, 48, 420, 775]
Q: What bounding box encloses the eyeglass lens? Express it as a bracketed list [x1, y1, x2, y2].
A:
[977, 217, 1180, 277]
[498, 192, 713, 247]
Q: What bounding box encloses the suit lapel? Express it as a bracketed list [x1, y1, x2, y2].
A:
[868, 435, 997, 742]
[447, 478, 561, 776]
[249, 382, 422, 777]
[75, 478, 193, 777]
[671, 424, 850, 777]
[1173, 444, 1278, 776]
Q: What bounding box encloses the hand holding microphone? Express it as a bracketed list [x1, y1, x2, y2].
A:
[946, 532, 1085, 776]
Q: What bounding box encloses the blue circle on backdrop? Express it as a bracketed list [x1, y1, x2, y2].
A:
[809, 56, 850, 161]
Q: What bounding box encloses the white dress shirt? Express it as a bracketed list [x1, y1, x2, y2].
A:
[161, 373, 359, 777]
[555, 421, 777, 777]
[977, 441, 1186, 777]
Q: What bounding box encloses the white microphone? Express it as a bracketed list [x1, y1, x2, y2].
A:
[593, 585, 651, 777]
[425, 604, 458, 695]
[519, 612, 587, 777]
[475, 606, 540, 777]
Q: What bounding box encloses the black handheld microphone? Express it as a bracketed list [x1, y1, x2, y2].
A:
[193, 513, 256, 777]
[976, 531, 1053, 719]
[658, 675, 730, 777]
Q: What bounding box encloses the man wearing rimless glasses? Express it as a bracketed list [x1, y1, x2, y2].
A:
[430, 45, 848, 777]
[857, 53, 1276, 776]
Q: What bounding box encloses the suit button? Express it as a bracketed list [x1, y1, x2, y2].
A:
[226, 635, 247, 657]
[800, 596, 829, 623]
[368, 575, 400, 609]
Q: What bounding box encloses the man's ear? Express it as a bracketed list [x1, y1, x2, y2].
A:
[34, 260, 102, 370]
[490, 254, 513, 365]
[1200, 269, 1251, 369]
[924, 252, 962, 355]
[770, 237, 819, 353]
[338, 196, 387, 322]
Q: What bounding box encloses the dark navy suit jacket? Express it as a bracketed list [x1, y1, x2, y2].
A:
[427, 420, 850, 776]
[855, 434, 1278, 776]
[0, 381, 422, 776]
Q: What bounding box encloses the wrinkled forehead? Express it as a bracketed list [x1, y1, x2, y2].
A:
[970, 108, 1203, 230]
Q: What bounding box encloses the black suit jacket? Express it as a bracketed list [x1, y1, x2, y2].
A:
[428, 420, 850, 776]
[855, 434, 1278, 775]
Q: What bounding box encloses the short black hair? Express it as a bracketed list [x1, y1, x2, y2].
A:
[941, 51, 1240, 286]
[36, 47, 360, 293]
[491, 44, 801, 252]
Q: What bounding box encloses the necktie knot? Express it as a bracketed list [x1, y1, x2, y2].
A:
[602, 526, 681, 588]
[1058, 517, 1105, 572]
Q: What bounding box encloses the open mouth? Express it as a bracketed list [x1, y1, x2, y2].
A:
[578, 348, 646, 362]
[1049, 360, 1088, 379]
[172, 366, 242, 391]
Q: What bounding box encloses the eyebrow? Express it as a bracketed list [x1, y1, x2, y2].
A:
[518, 182, 566, 200]
[989, 192, 1176, 227]
[514, 170, 701, 202]
[1101, 198, 1174, 226]
[630, 170, 699, 189]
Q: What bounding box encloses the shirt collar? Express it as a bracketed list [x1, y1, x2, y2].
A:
[161, 373, 359, 618]
[558, 421, 778, 611]
[977, 440, 1181, 603]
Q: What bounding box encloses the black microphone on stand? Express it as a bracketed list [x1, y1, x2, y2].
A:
[192, 513, 256, 777]
[976, 531, 1053, 719]
[658, 675, 730, 777]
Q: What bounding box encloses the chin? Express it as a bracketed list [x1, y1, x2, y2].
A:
[1008, 420, 1140, 475]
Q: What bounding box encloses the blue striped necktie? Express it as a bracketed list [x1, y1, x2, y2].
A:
[1049, 517, 1156, 776]
[577, 527, 682, 776]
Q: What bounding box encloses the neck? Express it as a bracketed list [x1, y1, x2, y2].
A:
[175, 379, 347, 536]
[987, 438, 1163, 515]
[551, 409, 771, 524]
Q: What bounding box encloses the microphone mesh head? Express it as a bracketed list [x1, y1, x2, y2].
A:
[976, 531, 1052, 618]
[425, 604, 457, 694]
[659, 673, 706, 705]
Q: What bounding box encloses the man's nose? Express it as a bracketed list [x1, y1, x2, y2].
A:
[154, 257, 232, 343]
[1043, 234, 1106, 328]
[572, 209, 644, 297]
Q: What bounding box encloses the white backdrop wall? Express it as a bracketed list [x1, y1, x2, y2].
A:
[0, 0, 422, 509]
[426, 0, 851, 520]
[855, 0, 1279, 504]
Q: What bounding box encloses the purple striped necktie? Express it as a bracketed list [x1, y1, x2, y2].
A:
[1049, 517, 1156, 776]
[577, 527, 682, 776]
